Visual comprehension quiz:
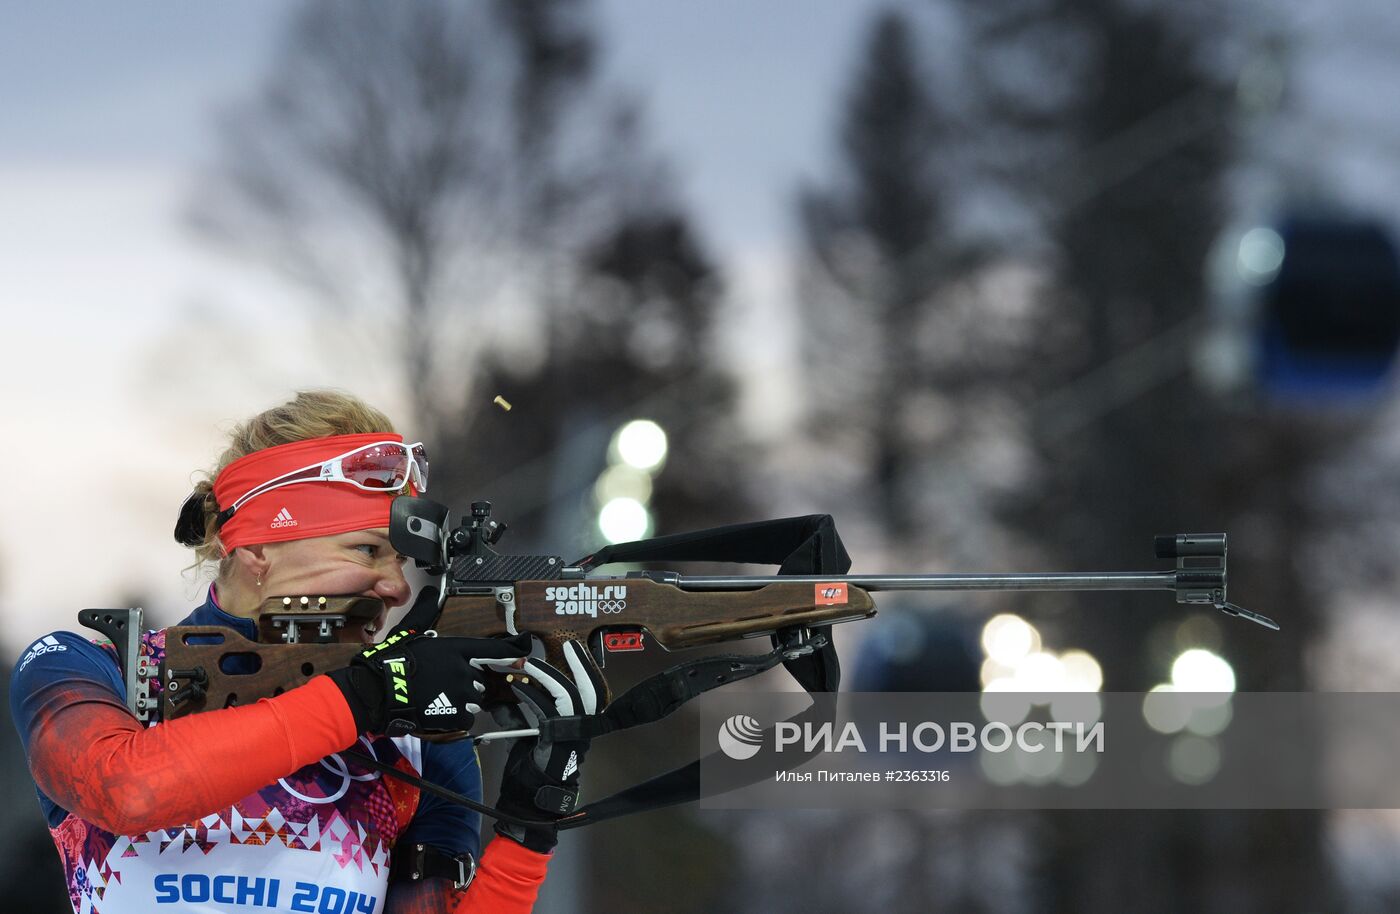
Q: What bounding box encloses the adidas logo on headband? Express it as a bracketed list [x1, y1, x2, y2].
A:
[270, 507, 299, 529]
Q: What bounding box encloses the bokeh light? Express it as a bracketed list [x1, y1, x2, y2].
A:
[1171, 648, 1236, 693]
[1059, 649, 1104, 692]
[981, 614, 1041, 665]
[1168, 735, 1222, 785]
[614, 419, 668, 471]
[1184, 698, 1234, 737]
[1016, 650, 1066, 692]
[594, 464, 654, 505]
[1143, 684, 1191, 734]
[597, 496, 651, 543]
[1237, 226, 1285, 285]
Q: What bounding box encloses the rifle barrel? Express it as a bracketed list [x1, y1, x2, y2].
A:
[673, 572, 1179, 593]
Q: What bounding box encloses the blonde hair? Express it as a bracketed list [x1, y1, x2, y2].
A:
[185, 390, 397, 575]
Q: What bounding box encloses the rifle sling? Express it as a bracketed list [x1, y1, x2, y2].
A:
[352, 514, 851, 830]
[341, 747, 550, 829]
[344, 637, 833, 830]
[556, 648, 837, 829]
[542, 646, 794, 743]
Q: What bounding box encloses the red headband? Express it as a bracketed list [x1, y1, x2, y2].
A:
[214, 433, 405, 550]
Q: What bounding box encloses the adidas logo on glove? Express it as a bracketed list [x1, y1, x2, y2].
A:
[424, 692, 457, 716]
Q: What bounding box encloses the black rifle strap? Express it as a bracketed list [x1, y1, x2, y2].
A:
[341, 748, 553, 829]
[556, 667, 836, 829]
[553, 515, 848, 826]
[344, 635, 833, 830]
[542, 631, 826, 742]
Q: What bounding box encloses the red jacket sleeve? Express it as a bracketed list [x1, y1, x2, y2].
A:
[26, 675, 359, 834]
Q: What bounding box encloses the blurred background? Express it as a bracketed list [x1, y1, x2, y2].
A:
[3, 0, 1400, 911]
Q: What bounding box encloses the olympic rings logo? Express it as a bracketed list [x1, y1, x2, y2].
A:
[552, 598, 627, 617]
[279, 737, 381, 804]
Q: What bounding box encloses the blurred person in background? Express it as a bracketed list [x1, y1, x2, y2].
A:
[9, 389, 589, 913]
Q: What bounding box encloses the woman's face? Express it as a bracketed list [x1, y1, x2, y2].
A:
[257, 526, 409, 642]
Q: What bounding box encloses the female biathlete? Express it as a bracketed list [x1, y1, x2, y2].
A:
[10, 390, 588, 913]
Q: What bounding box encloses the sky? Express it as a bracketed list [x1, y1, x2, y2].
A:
[0, 0, 883, 652]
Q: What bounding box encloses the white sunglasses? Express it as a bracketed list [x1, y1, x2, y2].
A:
[216, 440, 428, 527]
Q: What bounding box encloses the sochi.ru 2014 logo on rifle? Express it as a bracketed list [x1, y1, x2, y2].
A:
[718, 715, 765, 760]
[546, 583, 628, 617]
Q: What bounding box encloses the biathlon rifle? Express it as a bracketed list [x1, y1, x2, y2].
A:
[78, 497, 1276, 827]
[84, 498, 1275, 723]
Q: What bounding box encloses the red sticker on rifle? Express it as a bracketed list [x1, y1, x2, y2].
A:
[814, 583, 848, 605]
[604, 632, 645, 652]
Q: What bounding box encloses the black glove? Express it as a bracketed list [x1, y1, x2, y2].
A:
[328, 587, 530, 736]
[478, 641, 601, 852]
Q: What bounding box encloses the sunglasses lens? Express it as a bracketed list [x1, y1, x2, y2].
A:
[342, 444, 411, 490]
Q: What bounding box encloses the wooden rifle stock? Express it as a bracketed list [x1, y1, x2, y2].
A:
[160, 580, 876, 719]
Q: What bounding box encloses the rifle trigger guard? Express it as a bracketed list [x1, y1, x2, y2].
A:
[495, 586, 518, 635]
[775, 626, 827, 661]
